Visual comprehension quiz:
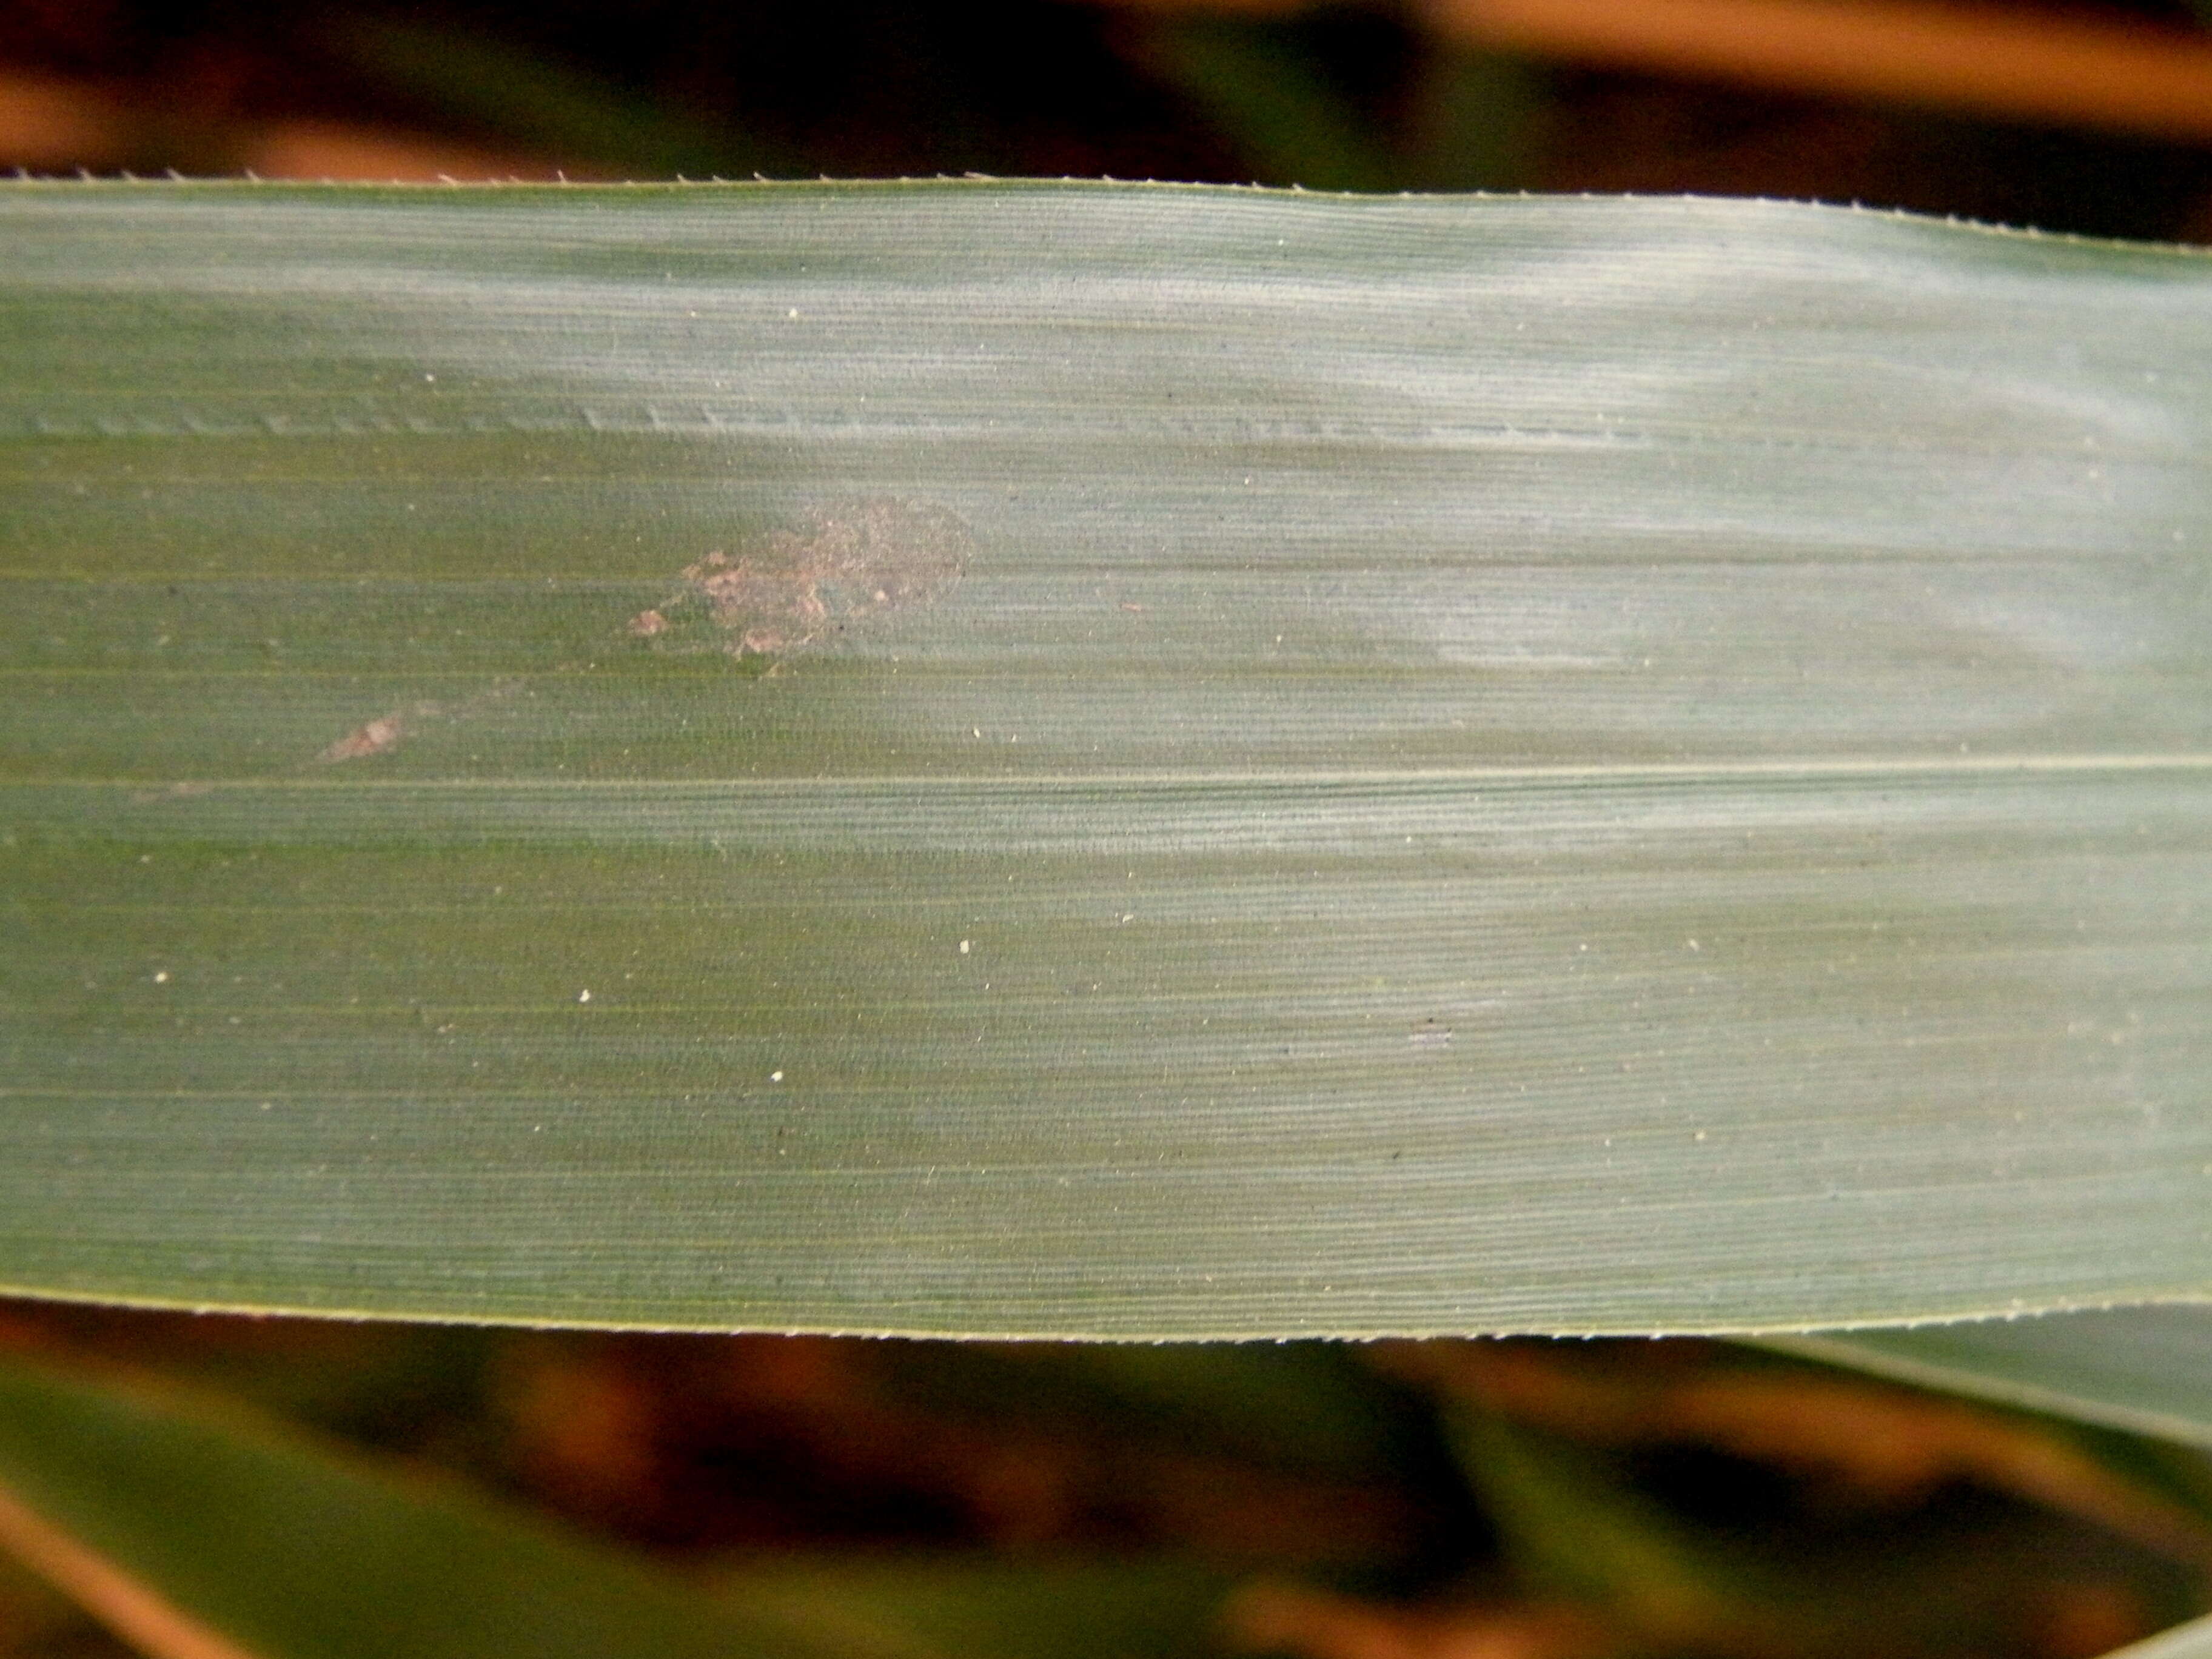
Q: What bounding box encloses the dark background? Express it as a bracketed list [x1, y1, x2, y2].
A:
[6, 0, 2212, 240]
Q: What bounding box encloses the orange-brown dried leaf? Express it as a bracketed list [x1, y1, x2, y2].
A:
[1225, 1582, 1615, 1659]
[492, 1333, 1415, 1561]
[1374, 1341, 2212, 1569]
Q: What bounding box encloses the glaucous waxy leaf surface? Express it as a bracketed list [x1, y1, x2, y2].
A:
[3, 181, 2211, 1336]
[1769, 1304, 2212, 1447]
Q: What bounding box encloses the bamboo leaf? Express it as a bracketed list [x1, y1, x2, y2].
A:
[4, 181, 2211, 1336]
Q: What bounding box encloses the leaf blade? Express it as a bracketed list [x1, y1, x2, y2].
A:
[5, 181, 2211, 1336]
[0, 1353, 836, 1659]
[1767, 1305, 2212, 1449]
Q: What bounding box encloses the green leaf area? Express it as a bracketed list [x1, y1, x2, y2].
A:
[2, 1327, 2207, 1659]
[4, 181, 2212, 1336]
[1774, 1305, 2212, 1450]
[0, 1347, 1235, 1659]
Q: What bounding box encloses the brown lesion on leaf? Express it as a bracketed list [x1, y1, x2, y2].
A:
[629, 497, 973, 660]
[313, 694, 480, 766]
[311, 499, 970, 764]
[318, 712, 409, 763]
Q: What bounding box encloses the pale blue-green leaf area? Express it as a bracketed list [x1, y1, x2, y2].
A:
[1771, 1304, 2212, 1449]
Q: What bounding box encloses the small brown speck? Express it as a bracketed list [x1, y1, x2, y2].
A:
[626, 608, 669, 637]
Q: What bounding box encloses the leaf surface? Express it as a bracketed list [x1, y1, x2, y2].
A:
[1769, 1305, 2212, 1447]
[0, 1349, 1241, 1659]
[4, 181, 2211, 1336]
[0, 1353, 830, 1659]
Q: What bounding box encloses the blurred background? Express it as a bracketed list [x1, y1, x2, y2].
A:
[12, 4, 2212, 1656]
[7, 0, 2212, 238]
